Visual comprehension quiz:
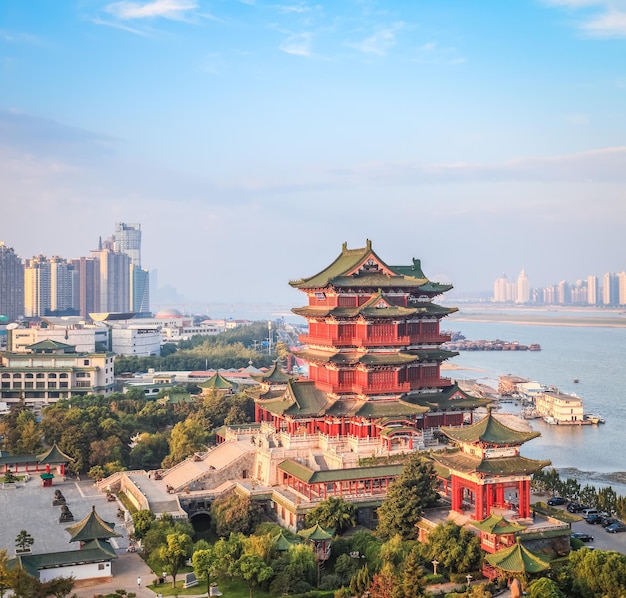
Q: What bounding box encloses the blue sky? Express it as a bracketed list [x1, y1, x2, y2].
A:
[1, 0, 626, 307]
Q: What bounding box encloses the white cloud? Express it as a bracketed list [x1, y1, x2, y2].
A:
[105, 0, 197, 20]
[348, 22, 404, 56]
[91, 17, 150, 36]
[279, 32, 313, 56]
[545, 0, 626, 37]
[0, 29, 45, 45]
[412, 41, 465, 65]
[583, 8, 626, 36]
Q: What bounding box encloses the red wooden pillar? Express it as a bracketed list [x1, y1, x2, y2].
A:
[451, 476, 461, 512]
[473, 481, 481, 520]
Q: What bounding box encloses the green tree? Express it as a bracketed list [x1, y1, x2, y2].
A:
[527, 577, 565, 598]
[349, 564, 371, 597]
[211, 493, 263, 537]
[0, 549, 10, 598]
[132, 510, 156, 541]
[233, 553, 274, 598]
[162, 418, 209, 468]
[567, 547, 626, 597]
[305, 497, 357, 534]
[597, 486, 618, 515]
[420, 521, 482, 575]
[579, 484, 598, 508]
[378, 534, 414, 570]
[334, 553, 361, 586]
[156, 532, 193, 588]
[192, 547, 218, 596]
[6, 567, 41, 598]
[369, 562, 398, 598]
[377, 454, 439, 540]
[212, 534, 245, 579]
[399, 547, 426, 598]
[15, 530, 34, 553]
[41, 576, 76, 598]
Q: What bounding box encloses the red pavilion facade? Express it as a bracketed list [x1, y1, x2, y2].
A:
[254, 241, 488, 447]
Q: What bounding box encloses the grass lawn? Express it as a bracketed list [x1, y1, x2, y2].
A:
[148, 576, 272, 598]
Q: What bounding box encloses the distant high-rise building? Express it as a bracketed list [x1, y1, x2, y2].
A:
[587, 275, 599, 306]
[24, 255, 51, 317]
[516, 269, 530, 304]
[0, 242, 24, 321]
[49, 256, 79, 315]
[571, 280, 588, 305]
[493, 273, 510, 302]
[618, 271, 626, 306]
[603, 272, 619, 306]
[91, 249, 131, 313]
[130, 265, 150, 314]
[70, 257, 101, 317]
[113, 222, 142, 267]
[557, 280, 571, 305]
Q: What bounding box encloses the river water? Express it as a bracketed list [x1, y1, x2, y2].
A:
[446, 316, 626, 494]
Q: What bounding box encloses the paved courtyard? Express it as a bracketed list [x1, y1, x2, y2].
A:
[0, 476, 131, 555]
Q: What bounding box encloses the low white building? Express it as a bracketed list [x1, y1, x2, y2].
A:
[8, 321, 109, 353]
[0, 340, 115, 406]
[535, 388, 584, 423]
[110, 325, 161, 356]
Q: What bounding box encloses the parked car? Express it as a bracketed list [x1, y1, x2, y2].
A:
[585, 514, 604, 525]
[582, 508, 600, 519]
[548, 496, 567, 506]
[601, 517, 620, 528]
[572, 532, 594, 542]
[567, 502, 589, 513]
[606, 522, 626, 533]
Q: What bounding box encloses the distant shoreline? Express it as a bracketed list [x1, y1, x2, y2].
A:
[448, 312, 626, 328]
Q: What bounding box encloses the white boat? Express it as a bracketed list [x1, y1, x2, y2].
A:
[543, 416, 558, 425]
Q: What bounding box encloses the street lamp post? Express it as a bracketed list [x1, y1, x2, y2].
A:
[431, 560, 439, 576]
[466, 574, 473, 590]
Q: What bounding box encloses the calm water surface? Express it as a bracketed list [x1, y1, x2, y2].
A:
[446, 318, 626, 493]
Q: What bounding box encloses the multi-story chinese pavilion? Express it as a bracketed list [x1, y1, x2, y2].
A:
[433, 409, 551, 520]
[255, 240, 488, 445]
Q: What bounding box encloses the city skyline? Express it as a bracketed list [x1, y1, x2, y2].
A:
[2, 1, 626, 305]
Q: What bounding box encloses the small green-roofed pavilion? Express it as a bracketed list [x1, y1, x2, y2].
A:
[251, 360, 291, 383]
[274, 531, 297, 551]
[469, 514, 525, 535]
[38, 443, 75, 465]
[199, 370, 235, 391]
[440, 408, 540, 446]
[298, 523, 334, 541]
[66, 506, 121, 543]
[485, 539, 551, 574]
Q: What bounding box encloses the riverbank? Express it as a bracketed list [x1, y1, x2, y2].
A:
[449, 312, 626, 328]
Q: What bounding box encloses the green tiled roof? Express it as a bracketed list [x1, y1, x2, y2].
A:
[65, 506, 122, 543]
[401, 384, 491, 411]
[485, 540, 551, 573]
[38, 443, 75, 464]
[274, 532, 297, 551]
[199, 370, 234, 390]
[256, 380, 329, 416]
[289, 241, 446, 294]
[432, 451, 551, 476]
[298, 523, 334, 541]
[440, 409, 540, 446]
[292, 301, 456, 319]
[14, 544, 116, 572]
[251, 361, 291, 383]
[378, 426, 419, 437]
[403, 349, 459, 361]
[356, 400, 429, 417]
[278, 459, 403, 484]
[27, 339, 76, 352]
[296, 349, 418, 367]
[469, 514, 525, 535]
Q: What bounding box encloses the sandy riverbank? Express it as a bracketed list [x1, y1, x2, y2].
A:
[448, 312, 626, 328]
